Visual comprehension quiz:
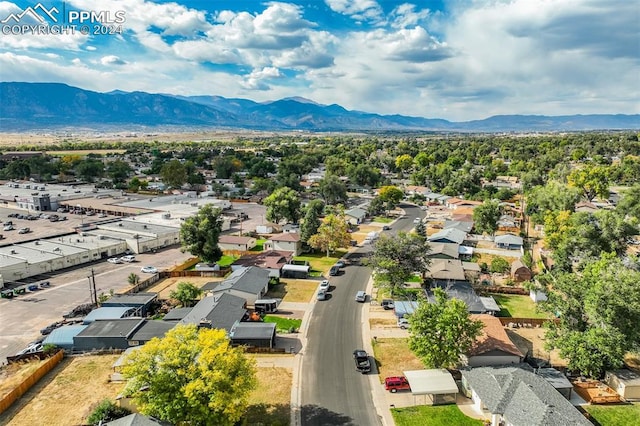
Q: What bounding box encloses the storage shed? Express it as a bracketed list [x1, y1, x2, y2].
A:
[605, 369, 640, 401]
[229, 322, 277, 348]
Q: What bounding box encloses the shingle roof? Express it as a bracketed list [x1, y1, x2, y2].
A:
[230, 322, 276, 340]
[162, 307, 193, 321]
[209, 266, 271, 295]
[101, 292, 157, 307]
[461, 365, 591, 426]
[75, 319, 145, 339]
[495, 234, 523, 246]
[180, 293, 246, 333]
[219, 235, 255, 245]
[269, 233, 301, 242]
[428, 281, 499, 314]
[105, 413, 169, 426]
[427, 259, 466, 281]
[428, 242, 459, 259]
[345, 207, 367, 218]
[428, 228, 467, 245]
[128, 320, 174, 342]
[469, 315, 523, 358]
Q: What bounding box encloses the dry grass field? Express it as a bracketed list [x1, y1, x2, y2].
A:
[371, 338, 424, 382]
[0, 359, 49, 398]
[267, 279, 317, 303]
[244, 367, 292, 426]
[0, 354, 122, 426]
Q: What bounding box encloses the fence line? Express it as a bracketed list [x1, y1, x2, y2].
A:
[498, 317, 557, 328]
[0, 351, 64, 415]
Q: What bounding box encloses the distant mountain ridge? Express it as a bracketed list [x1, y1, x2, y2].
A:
[1, 82, 638, 132]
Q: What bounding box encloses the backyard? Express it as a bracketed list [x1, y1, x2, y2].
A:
[582, 402, 640, 426]
[392, 405, 483, 426]
[490, 293, 550, 319]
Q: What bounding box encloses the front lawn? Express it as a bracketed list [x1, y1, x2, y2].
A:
[582, 403, 640, 426]
[243, 367, 291, 426]
[266, 279, 318, 303]
[370, 338, 424, 381]
[263, 315, 302, 333]
[490, 294, 549, 319]
[373, 216, 393, 223]
[293, 250, 346, 276]
[392, 405, 483, 426]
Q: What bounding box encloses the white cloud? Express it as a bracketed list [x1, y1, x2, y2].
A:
[325, 0, 384, 24]
[100, 55, 126, 65]
[241, 66, 283, 90]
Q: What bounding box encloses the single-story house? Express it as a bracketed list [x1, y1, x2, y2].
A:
[448, 199, 482, 210]
[100, 292, 158, 316]
[73, 318, 147, 352]
[229, 322, 277, 348]
[495, 234, 524, 250]
[511, 259, 532, 282]
[127, 320, 174, 346]
[605, 369, 640, 401]
[463, 314, 524, 367]
[104, 413, 168, 426]
[218, 235, 257, 252]
[444, 220, 474, 234]
[497, 214, 519, 229]
[574, 201, 599, 213]
[428, 242, 459, 260]
[426, 259, 467, 284]
[427, 281, 500, 315]
[161, 307, 193, 322]
[180, 292, 247, 333]
[234, 250, 293, 278]
[461, 365, 591, 426]
[82, 307, 138, 324]
[404, 369, 458, 405]
[428, 228, 467, 245]
[263, 232, 302, 255]
[202, 266, 270, 306]
[344, 207, 368, 225]
[404, 185, 430, 196]
[282, 224, 299, 233]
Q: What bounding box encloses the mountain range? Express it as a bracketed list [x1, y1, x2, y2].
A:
[1, 82, 638, 132]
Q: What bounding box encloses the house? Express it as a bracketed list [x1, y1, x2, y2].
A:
[444, 220, 474, 233]
[73, 319, 147, 352]
[234, 250, 293, 278]
[100, 292, 158, 316]
[344, 207, 368, 225]
[536, 368, 575, 400]
[282, 224, 299, 233]
[127, 320, 174, 346]
[263, 232, 302, 255]
[495, 234, 523, 250]
[605, 369, 640, 401]
[427, 280, 500, 315]
[460, 365, 591, 426]
[462, 261, 482, 280]
[428, 228, 467, 245]
[463, 315, 524, 367]
[404, 185, 431, 197]
[497, 214, 519, 229]
[180, 293, 247, 333]
[201, 266, 271, 305]
[574, 201, 599, 213]
[229, 322, 277, 348]
[82, 307, 138, 324]
[448, 199, 482, 210]
[218, 235, 257, 252]
[428, 243, 459, 260]
[43, 325, 88, 351]
[427, 259, 467, 283]
[511, 259, 532, 282]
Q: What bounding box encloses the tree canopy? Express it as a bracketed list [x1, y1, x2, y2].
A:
[540, 254, 640, 378]
[377, 186, 404, 213]
[472, 200, 501, 236]
[169, 282, 203, 307]
[408, 288, 484, 368]
[308, 213, 351, 257]
[179, 204, 224, 264]
[567, 163, 610, 201]
[122, 324, 256, 426]
[368, 232, 430, 296]
[263, 187, 302, 224]
[318, 175, 348, 205]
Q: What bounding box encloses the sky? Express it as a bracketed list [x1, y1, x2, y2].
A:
[0, 0, 638, 121]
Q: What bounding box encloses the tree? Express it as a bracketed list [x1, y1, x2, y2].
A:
[308, 213, 351, 257]
[408, 288, 484, 368]
[107, 160, 132, 185]
[414, 220, 427, 238]
[263, 187, 301, 224]
[75, 159, 104, 183]
[395, 154, 413, 174]
[121, 324, 256, 426]
[567, 164, 610, 201]
[169, 282, 203, 307]
[86, 399, 131, 425]
[377, 186, 404, 213]
[526, 181, 581, 224]
[127, 273, 140, 286]
[489, 257, 510, 274]
[180, 204, 224, 263]
[540, 254, 640, 377]
[160, 159, 188, 189]
[366, 196, 385, 216]
[300, 200, 324, 243]
[367, 232, 431, 296]
[318, 175, 348, 205]
[616, 184, 640, 221]
[472, 200, 501, 236]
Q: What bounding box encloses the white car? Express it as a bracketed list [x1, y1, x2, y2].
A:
[397, 317, 410, 329]
[107, 257, 122, 264]
[141, 266, 158, 274]
[319, 280, 330, 291]
[120, 255, 136, 263]
[413, 218, 421, 224]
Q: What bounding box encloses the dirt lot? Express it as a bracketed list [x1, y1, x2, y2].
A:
[266, 279, 317, 303]
[0, 354, 122, 426]
[506, 327, 566, 367]
[145, 276, 223, 299]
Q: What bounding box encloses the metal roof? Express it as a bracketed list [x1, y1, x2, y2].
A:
[404, 369, 458, 395]
[230, 322, 276, 340]
[83, 307, 136, 324]
[43, 325, 88, 347]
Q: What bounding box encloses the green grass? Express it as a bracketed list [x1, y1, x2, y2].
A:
[373, 216, 393, 223]
[583, 403, 640, 426]
[293, 250, 346, 275]
[250, 239, 267, 251]
[217, 255, 238, 267]
[490, 293, 550, 319]
[263, 315, 302, 333]
[392, 405, 483, 426]
[406, 275, 422, 283]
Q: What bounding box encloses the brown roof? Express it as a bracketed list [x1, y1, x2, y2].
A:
[469, 314, 523, 358]
[234, 250, 293, 269]
[270, 233, 301, 242]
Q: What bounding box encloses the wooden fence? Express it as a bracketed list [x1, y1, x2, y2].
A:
[0, 350, 64, 415]
[498, 317, 558, 328]
[477, 286, 529, 295]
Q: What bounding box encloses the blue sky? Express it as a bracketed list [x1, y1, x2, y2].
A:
[0, 0, 638, 121]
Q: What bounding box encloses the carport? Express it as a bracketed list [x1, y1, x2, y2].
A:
[404, 369, 459, 405]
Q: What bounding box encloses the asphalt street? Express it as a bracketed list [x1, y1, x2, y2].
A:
[300, 204, 422, 426]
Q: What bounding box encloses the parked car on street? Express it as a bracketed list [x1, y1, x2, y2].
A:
[120, 255, 136, 263]
[319, 279, 330, 291]
[141, 266, 158, 274]
[18, 227, 31, 234]
[353, 349, 371, 373]
[317, 289, 328, 301]
[355, 290, 366, 303]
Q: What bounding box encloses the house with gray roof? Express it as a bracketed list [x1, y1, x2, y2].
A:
[105, 413, 169, 426]
[201, 266, 270, 305]
[495, 234, 524, 250]
[180, 292, 247, 333]
[428, 228, 467, 245]
[444, 220, 474, 234]
[73, 319, 146, 352]
[128, 320, 174, 345]
[83, 307, 137, 324]
[229, 322, 277, 348]
[427, 243, 459, 260]
[461, 365, 591, 426]
[427, 280, 500, 315]
[100, 292, 158, 316]
[344, 207, 368, 225]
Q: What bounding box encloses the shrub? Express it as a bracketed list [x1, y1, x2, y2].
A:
[490, 257, 510, 274]
[86, 399, 131, 425]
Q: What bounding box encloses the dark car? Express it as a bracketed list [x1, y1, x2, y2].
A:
[329, 265, 340, 276]
[39, 281, 51, 288]
[353, 349, 371, 373]
[27, 284, 39, 291]
[382, 225, 391, 230]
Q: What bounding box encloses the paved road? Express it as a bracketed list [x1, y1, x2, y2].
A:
[300, 203, 422, 426]
[0, 247, 192, 363]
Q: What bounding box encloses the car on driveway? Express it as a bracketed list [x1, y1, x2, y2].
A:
[381, 299, 395, 310]
[107, 257, 122, 264]
[141, 266, 158, 274]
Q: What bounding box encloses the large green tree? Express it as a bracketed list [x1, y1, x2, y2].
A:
[169, 282, 203, 307]
[263, 187, 301, 224]
[308, 213, 351, 257]
[377, 186, 404, 213]
[368, 232, 431, 296]
[616, 184, 640, 221]
[179, 204, 224, 263]
[540, 254, 640, 377]
[567, 163, 610, 201]
[408, 288, 484, 368]
[122, 325, 256, 426]
[161, 159, 188, 189]
[472, 200, 501, 236]
[318, 175, 348, 205]
[526, 181, 581, 224]
[300, 200, 325, 243]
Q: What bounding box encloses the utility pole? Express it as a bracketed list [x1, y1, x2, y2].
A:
[88, 268, 97, 306]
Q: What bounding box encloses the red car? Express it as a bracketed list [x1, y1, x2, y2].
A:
[384, 376, 411, 393]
